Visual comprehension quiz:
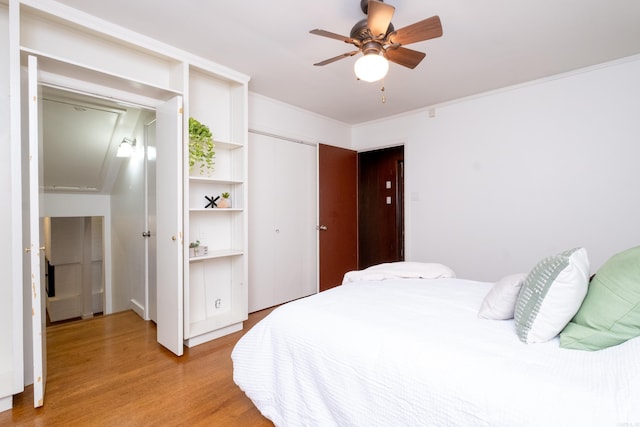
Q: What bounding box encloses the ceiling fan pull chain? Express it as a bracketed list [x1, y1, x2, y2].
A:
[381, 81, 386, 104]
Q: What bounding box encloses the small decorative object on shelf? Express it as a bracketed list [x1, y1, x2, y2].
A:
[189, 117, 215, 175]
[189, 240, 200, 258]
[205, 195, 219, 208]
[218, 192, 231, 208]
[189, 240, 209, 258]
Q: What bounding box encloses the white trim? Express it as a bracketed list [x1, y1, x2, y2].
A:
[130, 299, 145, 320]
[248, 128, 317, 147]
[0, 395, 12, 413]
[19, 0, 250, 84]
[184, 322, 243, 348]
[9, 0, 24, 397]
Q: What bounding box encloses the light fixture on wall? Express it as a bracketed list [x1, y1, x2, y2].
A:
[116, 137, 136, 158]
[353, 43, 389, 83]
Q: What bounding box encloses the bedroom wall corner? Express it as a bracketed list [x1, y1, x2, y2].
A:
[353, 56, 640, 281]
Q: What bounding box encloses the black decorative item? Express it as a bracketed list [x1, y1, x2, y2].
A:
[205, 195, 220, 208]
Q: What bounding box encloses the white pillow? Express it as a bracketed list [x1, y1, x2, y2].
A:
[342, 262, 455, 284]
[514, 248, 590, 344]
[478, 273, 527, 320]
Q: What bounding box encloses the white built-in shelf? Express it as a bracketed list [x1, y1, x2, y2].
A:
[189, 208, 243, 213]
[189, 177, 243, 185]
[214, 140, 243, 150]
[189, 249, 243, 263]
[185, 65, 247, 349]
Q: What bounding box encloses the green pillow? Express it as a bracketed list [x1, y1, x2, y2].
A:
[560, 246, 640, 351]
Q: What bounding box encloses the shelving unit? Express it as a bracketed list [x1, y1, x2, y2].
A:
[184, 67, 248, 347]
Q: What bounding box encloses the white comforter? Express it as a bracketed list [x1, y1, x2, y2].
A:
[232, 278, 640, 427]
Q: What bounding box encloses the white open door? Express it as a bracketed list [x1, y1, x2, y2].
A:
[155, 96, 184, 356]
[27, 55, 46, 407]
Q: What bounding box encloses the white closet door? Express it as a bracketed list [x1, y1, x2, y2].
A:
[248, 134, 278, 312]
[248, 133, 317, 312]
[273, 139, 317, 304]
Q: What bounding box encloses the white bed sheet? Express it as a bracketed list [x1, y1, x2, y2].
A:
[232, 278, 640, 427]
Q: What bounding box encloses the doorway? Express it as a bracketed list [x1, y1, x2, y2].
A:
[24, 53, 184, 408]
[358, 146, 405, 269]
[44, 216, 105, 325]
[40, 86, 156, 321]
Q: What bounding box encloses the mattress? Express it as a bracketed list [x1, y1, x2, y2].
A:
[232, 278, 640, 426]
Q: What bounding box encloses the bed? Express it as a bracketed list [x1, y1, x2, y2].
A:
[232, 255, 640, 426]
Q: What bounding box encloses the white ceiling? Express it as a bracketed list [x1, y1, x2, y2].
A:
[42, 87, 144, 194]
[52, 0, 640, 125]
[40, 0, 640, 195]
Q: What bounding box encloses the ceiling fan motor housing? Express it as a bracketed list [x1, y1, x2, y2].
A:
[350, 18, 394, 41]
[361, 41, 383, 56]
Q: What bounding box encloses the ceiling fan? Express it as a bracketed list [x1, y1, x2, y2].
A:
[310, 0, 443, 82]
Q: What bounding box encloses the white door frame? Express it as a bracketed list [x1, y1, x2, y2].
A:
[22, 54, 185, 408]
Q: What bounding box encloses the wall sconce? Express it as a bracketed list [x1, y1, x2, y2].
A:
[116, 137, 136, 158]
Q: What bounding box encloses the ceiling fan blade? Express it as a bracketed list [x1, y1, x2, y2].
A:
[385, 46, 426, 69]
[314, 51, 359, 66]
[310, 29, 358, 45]
[367, 0, 395, 38]
[388, 15, 443, 46]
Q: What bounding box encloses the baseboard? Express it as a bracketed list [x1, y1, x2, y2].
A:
[0, 395, 12, 413]
[184, 322, 243, 348]
[130, 299, 145, 319]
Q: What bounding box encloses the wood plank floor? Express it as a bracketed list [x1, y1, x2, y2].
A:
[1, 308, 275, 426]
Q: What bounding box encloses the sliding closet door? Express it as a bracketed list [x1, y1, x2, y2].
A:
[248, 133, 317, 312]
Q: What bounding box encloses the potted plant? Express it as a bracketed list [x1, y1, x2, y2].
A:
[218, 192, 231, 208]
[189, 240, 200, 258]
[189, 117, 215, 175]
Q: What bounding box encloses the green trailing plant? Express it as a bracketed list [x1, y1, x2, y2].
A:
[189, 117, 215, 175]
[189, 240, 200, 248]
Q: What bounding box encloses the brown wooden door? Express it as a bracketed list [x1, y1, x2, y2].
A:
[358, 146, 405, 269]
[318, 144, 358, 291]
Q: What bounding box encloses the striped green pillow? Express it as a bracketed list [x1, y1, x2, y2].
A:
[515, 248, 590, 343]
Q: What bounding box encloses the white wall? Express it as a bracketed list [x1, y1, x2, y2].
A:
[0, 2, 23, 409]
[353, 56, 640, 281]
[44, 193, 110, 217]
[249, 93, 351, 148]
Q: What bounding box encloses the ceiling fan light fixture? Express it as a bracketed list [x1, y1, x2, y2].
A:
[354, 52, 389, 82]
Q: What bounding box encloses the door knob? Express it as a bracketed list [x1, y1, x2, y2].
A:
[142, 231, 151, 238]
[317, 225, 328, 231]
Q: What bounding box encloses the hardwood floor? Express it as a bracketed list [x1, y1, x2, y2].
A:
[1, 308, 276, 426]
